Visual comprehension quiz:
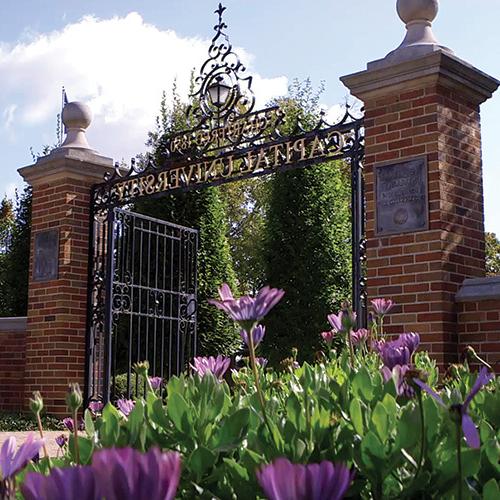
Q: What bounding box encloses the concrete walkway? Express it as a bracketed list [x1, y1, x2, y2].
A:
[0, 431, 67, 457]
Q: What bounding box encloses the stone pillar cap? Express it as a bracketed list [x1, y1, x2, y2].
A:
[369, 0, 453, 70]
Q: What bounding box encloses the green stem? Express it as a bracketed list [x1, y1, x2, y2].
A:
[410, 390, 426, 488]
[247, 328, 273, 440]
[72, 410, 80, 464]
[347, 330, 355, 367]
[456, 420, 463, 500]
[36, 413, 50, 465]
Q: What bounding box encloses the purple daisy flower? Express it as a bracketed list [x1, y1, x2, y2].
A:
[351, 328, 369, 346]
[62, 417, 74, 432]
[149, 376, 163, 390]
[257, 458, 354, 500]
[378, 344, 410, 370]
[191, 355, 231, 381]
[256, 357, 268, 369]
[393, 332, 420, 356]
[381, 365, 414, 398]
[116, 398, 135, 417]
[208, 284, 284, 329]
[0, 433, 44, 480]
[92, 447, 181, 500]
[55, 435, 67, 448]
[321, 330, 336, 344]
[371, 298, 395, 316]
[413, 367, 493, 448]
[22, 466, 98, 500]
[88, 400, 103, 415]
[240, 325, 266, 348]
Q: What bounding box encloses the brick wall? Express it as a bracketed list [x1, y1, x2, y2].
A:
[362, 83, 485, 365]
[0, 318, 27, 411]
[456, 277, 500, 371]
[24, 176, 93, 415]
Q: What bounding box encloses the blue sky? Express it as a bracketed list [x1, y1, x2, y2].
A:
[1, 0, 499, 232]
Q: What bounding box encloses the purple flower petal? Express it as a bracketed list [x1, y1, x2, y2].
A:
[0, 433, 44, 479]
[327, 312, 343, 332]
[116, 399, 135, 417]
[190, 355, 231, 381]
[413, 379, 446, 408]
[463, 367, 493, 410]
[257, 458, 353, 500]
[22, 466, 98, 500]
[240, 325, 266, 348]
[461, 413, 481, 449]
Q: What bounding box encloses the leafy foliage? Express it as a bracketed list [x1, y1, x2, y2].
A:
[0, 186, 32, 316]
[263, 80, 352, 363]
[0, 411, 62, 432]
[486, 232, 500, 275]
[23, 352, 499, 499]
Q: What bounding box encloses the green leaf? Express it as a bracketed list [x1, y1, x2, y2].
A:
[286, 393, 303, 431]
[151, 398, 170, 429]
[352, 367, 374, 401]
[214, 408, 250, 450]
[189, 446, 217, 479]
[371, 402, 389, 442]
[483, 479, 500, 500]
[127, 399, 145, 444]
[349, 398, 364, 436]
[461, 448, 481, 477]
[168, 392, 191, 434]
[84, 409, 95, 438]
[68, 435, 94, 465]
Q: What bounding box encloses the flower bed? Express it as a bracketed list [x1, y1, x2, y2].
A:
[0, 287, 498, 499]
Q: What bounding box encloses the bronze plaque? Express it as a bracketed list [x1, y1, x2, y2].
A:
[33, 229, 59, 282]
[375, 158, 428, 235]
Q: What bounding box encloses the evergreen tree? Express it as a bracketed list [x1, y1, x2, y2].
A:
[136, 86, 239, 355]
[0, 186, 32, 316]
[262, 80, 352, 363]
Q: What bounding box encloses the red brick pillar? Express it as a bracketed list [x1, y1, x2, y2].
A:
[18, 102, 113, 415]
[342, 8, 498, 365]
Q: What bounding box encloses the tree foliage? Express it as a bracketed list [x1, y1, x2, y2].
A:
[136, 85, 239, 355]
[262, 79, 352, 363]
[486, 232, 500, 276]
[0, 186, 32, 316]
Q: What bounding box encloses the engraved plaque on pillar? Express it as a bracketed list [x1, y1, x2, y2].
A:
[375, 157, 428, 236]
[33, 229, 59, 281]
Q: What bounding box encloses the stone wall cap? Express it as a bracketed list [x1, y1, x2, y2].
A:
[0, 317, 27, 332]
[18, 148, 115, 186]
[341, 50, 499, 103]
[456, 276, 500, 302]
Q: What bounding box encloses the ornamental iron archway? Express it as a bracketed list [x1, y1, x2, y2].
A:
[86, 3, 366, 402]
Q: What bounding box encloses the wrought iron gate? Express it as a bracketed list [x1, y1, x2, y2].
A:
[86, 208, 198, 402]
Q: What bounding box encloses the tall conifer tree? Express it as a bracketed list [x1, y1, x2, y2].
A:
[263, 80, 352, 363]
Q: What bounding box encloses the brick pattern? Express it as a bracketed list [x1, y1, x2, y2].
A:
[0, 330, 26, 411]
[24, 177, 93, 415]
[364, 85, 485, 365]
[458, 300, 500, 371]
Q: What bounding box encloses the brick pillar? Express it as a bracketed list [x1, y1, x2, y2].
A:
[342, 49, 498, 363]
[18, 103, 113, 415]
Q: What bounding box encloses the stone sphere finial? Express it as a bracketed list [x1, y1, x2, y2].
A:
[371, 0, 452, 69]
[397, 0, 438, 25]
[60, 101, 93, 150]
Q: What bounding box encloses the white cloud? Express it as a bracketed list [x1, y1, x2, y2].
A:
[2, 104, 17, 130]
[0, 13, 288, 162]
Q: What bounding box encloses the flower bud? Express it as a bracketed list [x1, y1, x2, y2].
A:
[133, 360, 150, 378]
[66, 383, 83, 412]
[291, 347, 298, 360]
[29, 391, 44, 416]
